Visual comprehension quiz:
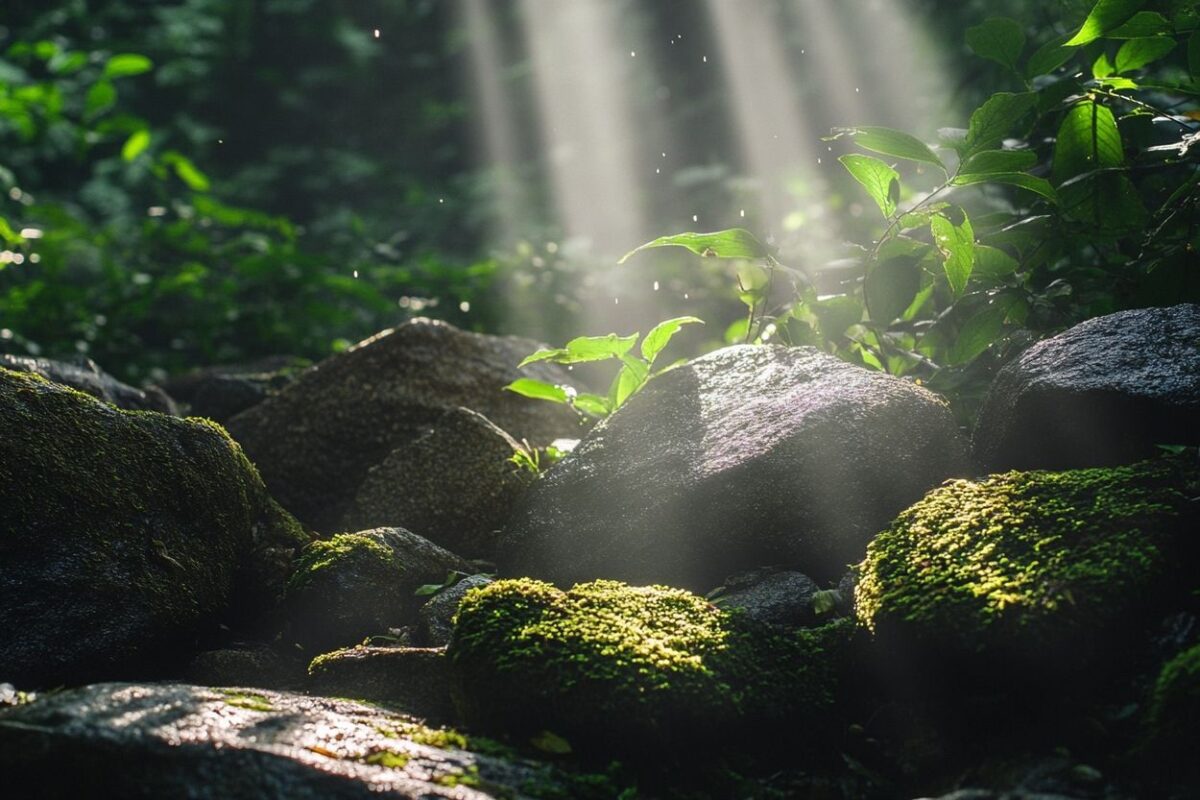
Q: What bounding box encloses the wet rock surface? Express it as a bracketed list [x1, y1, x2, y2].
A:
[500, 344, 968, 589]
[163, 356, 310, 423]
[419, 574, 494, 647]
[0, 368, 306, 687]
[225, 318, 585, 532]
[0, 353, 176, 413]
[308, 646, 454, 722]
[972, 304, 1200, 472]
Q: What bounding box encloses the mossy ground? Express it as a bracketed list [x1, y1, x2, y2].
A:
[449, 578, 849, 758]
[855, 456, 1199, 683]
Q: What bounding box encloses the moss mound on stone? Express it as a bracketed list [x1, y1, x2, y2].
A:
[1143, 643, 1200, 765]
[448, 578, 849, 756]
[855, 457, 1199, 683]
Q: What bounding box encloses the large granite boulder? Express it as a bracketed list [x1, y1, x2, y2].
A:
[284, 527, 472, 653]
[225, 319, 584, 532]
[0, 354, 176, 413]
[341, 408, 531, 558]
[448, 579, 851, 757]
[972, 304, 1200, 472]
[499, 345, 967, 589]
[855, 456, 1200, 689]
[0, 682, 621, 799]
[0, 368, 307, 687]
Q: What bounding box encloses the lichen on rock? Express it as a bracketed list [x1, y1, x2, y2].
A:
[855, 456, 1200, 684]
[448, 578, 850, 756]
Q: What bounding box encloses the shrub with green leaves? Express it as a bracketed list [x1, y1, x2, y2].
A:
[505, 316, 703, 418]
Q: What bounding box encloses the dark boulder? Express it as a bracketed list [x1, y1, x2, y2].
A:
[284, 527, 472, 654]
[0, 353, 176, 413]
[308, 646, 453, 721]
[972, 304, 1200, 472]
[0, 368, 307, 687]
[499, 345, 967, 588]
[0, 682, 617, 799]
[163, 355, 310, 423]
[708, 568, 822, 628]
[418, 574, 494, 646]
[341, 408, 531, 558]
[225, 319, 585, 532]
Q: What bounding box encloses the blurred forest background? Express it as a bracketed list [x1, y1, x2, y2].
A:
[1, 0, 1195, 392]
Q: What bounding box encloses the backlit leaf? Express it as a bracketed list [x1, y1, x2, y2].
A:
[103, 53, 153, 79]
[1065, 0, 1146, 47]
[931, 212, 976, 296]
[1114, 37, 1176, 73]
[834, 126, 945, 170]
[839, 154, 900, 218]
[965, 92, 1038, 154]
[641, 316, 704, 364]
[619, 228, 767, 264]
[121, 129, 150, 162]
[966, 18, 1026, 71]
[504, 379, 569, 404]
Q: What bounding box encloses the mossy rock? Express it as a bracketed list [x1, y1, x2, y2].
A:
[284, 527, 471, 653]
[448, 578, 850, 757]
[0, 368, 307, 687]
[1142, 643, 1200, 774]
[855, 457, 1200, 687]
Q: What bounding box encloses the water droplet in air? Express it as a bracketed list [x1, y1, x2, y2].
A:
[353, 270, 358, 279]
[373, 29, 380, 38]
[653, 281, 660, 291]
[459, 301, 470, 312]
[630, 51, 636, 57]
[692, 214, 698, 222]
[740, 209, 745, 218]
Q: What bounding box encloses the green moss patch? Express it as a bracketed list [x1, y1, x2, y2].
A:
[1143, 643, 1200, 766]
[449, 578, 849, 756]
[855, 457, 1199, 681]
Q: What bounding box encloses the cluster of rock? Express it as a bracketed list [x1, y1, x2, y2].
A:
[1, 305, 1198, 798]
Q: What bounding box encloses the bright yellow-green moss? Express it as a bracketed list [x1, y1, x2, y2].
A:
[855, 457, 1198, 674]
[287, 533, 399, 593]
[449, 578, 849, 755]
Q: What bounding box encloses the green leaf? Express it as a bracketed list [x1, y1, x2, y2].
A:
[1053, 101, 1124, 184]
[811, 295, 863, 342]
[838, 154, 900, 218]
[84, 80, 116, 118]
[952, 172, 1058, 202]
[811, 589, 841, 615]
[103, 53, 153, 79]
[572, 393, 612, 418]
[833, 126, 945, 170]
[563, 333, 639, 363]
[163, 152, 211, 191]
[121, 129, 150, 161]
[931, 212, 976, 296]
[414, 583, 444, 597]
[972, 246, 1021, 281]
[959, 149, 1037, 174]
[865, 255, 921, 324]
[1093, 52, 1116, 78]
[619, 228, 767, 264]
[641, 316, 704, 364]
[965, 92, 1038, 155]
[504, 379, 569, 404]
[1191, 30, 1200, 81]
[966, 18, 1026, 71]
[946, 300, 1011, 365]
[1065, 0, 1146, 47]
[1026, 33, 1076, 77]
[1106, 11, 1170, 38]
[1114, 37, 1176, 73]
[724, 318, 750, 344]
[530, 730, 573, 755]
[611, 355, 650, 408]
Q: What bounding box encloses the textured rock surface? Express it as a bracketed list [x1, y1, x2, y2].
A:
[972, 304, 1200, 472]
[182, 645, 306, 690]
[856, 457, 1200, 686]
[0, 682, 612, 799]
[164, 356, 309, 423]
[419, 574, 494, 647]
[226, 319, 584, 532]
[0, 353, 176, 413]
[0, 368, 306, 687]
[709, 568, 822, 628]
[284, 527, 472, 653]
[341, 408, 531, 558]
[449, 579, 850, 756]
[500, 345, 967, 588]
[308, 646, 453, 721]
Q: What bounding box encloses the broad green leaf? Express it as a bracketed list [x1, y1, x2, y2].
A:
[572, 393, 612, 417]
[952, 172, 1058, 202]
[946, 300, 1011, 365]
[1060, 171, 1147, 230]
[164, 152, 211, 191]
[563, 333, 638, 363]
[619, 228, 767, 264]
[966, 18, 1026, 71]
[1093, 52, 1116, 78]
[972, 246, 1021, 281]
[1106, 11, 1170, 38]
[530, 731, 573, 755]
[931, 212, 976, 297]
[1026, 33, 1076, 77]
[505, 378, 569, 404]
[103, 53, 153, 79]
[865, 255, 921, 324]
[84, 80, 116, 118]
[1115, 37, 1176, 73]
[611, 355, 650, 407]
[838, 154, 900, 218]
[121, 129, 150, 161]
[811, 295, 864, 341]
[1065, 0, 1146, 47]
[959, 149, 1037, 174]
[1192, 30, 1200, 81]
[517, 348, 567, 367]
[641, 316, 704, 364]
[834, 126, 945, 171]
[1052, 101, 1124, 184]
[965, 92, 1038, 155]
[724, 318, 750, 344]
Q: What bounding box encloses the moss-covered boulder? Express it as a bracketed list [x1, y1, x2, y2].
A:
[0, 368, 307, 687]
[1143, 643, 1200, 773]
[855, 457, 1200, 687]
[1, 353, 176, 413]
[284, 528, 471, 653]
[308, 646, 453, 722]
[448, 579, 850, 757]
